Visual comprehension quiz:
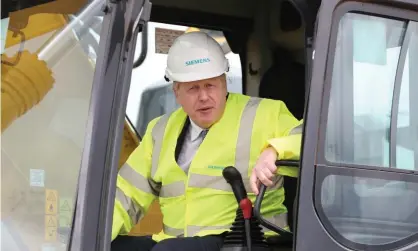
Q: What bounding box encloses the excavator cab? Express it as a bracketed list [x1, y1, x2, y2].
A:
[2, 0, 418, 250]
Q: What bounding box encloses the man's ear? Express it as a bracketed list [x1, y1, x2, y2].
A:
[221, 74, 228, 91]
[173, 82, 179, 98]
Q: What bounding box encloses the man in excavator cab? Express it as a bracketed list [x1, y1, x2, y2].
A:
[3, 0, 418, 250]
[111, 31, 303, 251]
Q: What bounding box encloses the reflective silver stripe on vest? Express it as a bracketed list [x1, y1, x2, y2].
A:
[163, 224, 184, 237]
[151, 114, 186, 198]
[186, 213, 288, 236]
[115, 187, 143, 224]
[151, 114, 170, 177]
[289, 124, 303, 135]
[235, 97, 261, 180]
[188, 173, 283, 192]
[119, 163, 160, 196]
[159, 181, 185, 198]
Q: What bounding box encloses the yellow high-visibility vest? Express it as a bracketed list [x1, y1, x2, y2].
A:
[112, 93, 303, 242]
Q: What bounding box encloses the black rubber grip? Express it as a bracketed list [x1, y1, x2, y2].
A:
[222, 166, 248, 203]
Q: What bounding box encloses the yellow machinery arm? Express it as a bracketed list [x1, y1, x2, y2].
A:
[2, 3, 139, 165]
[1, 52, 139, 168]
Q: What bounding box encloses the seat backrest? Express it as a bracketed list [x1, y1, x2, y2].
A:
[259, 48, 305, 120]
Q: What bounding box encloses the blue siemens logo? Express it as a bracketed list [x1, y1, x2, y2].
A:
[185, 58, 210, 66]
[208, 165, 224, 170]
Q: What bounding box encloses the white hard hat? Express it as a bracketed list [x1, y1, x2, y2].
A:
[165, 31, 229, 82]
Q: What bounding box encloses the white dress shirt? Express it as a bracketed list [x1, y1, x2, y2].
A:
[177, 119, 208, 173]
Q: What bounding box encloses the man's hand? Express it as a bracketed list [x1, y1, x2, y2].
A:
[250, 147, 278, 195]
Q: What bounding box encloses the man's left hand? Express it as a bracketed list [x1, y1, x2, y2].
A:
[250, 147, 278, 195]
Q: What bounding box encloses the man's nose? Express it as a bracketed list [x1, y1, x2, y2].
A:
[198, 88, 209, 100]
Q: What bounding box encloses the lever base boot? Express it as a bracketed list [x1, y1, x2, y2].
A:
[220, 208, 270, 251]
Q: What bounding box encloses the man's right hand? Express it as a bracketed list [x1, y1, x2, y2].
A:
[250, 147, 278, 195]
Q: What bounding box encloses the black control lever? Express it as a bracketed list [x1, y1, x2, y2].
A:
[223, 166, 253, 251]
[223, 166, 248, 202]
[253, 160, 299, 238]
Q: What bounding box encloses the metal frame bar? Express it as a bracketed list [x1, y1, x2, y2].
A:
[389, 21, 413, 167]
[102, 0, 150, 248]
[410, 24, 418, 171]
[68, 0, 147, 249]
[38, 0, 103, 68]
[69, 1, 126, 249]
[289, 0, 317, 106]
[133, 22, 148, 68]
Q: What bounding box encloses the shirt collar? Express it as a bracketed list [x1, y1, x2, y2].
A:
[189, 119, 205, 142]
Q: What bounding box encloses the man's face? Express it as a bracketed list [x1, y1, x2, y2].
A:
[173, 75, 227, 128]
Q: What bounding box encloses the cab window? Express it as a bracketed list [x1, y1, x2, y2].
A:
[318, 11, 418, 250]
[326, 13, 417, 170]
[1, 2, 104, 250]
[126, 22, 243, 137]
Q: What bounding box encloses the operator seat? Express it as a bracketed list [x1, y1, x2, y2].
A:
[259, 48, 305, 120]
[258, 47, 305, 250]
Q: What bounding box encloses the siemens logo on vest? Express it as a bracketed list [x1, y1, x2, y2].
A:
[185, 58, 211, 66]
[208, 165, 224, 170]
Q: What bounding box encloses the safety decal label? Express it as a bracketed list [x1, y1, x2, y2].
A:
[59, 197, 73, 228]
[45, 215, 57, 241]
[30, 169, 45, 187]
[45, 189, 58, 215]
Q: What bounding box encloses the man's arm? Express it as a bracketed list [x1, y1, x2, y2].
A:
[250, 101, 303, 194]
[267, 101, 303, 178]
[268, 101, 303, 176]
[111, 117, 161, 240]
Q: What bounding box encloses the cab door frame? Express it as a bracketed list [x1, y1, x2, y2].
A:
[68, 0, 151, 250]
[296, 0, 418, 250]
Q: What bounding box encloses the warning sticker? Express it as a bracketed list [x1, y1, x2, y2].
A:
[45, 215, 57, 241]
[60, 199, 71, 212]
[45, 189, 58, 215]
[47, 216, 57, 227]
[59, 197, 73, 228]
[46, 189, 58, 202]
[155, 28, 185, 54]
[30, 169, 45, 187]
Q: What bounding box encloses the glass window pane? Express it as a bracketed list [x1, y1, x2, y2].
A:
[325, 13, 418, 171]
[1, 1, 104, 250]
[320, 174, 418, 246]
